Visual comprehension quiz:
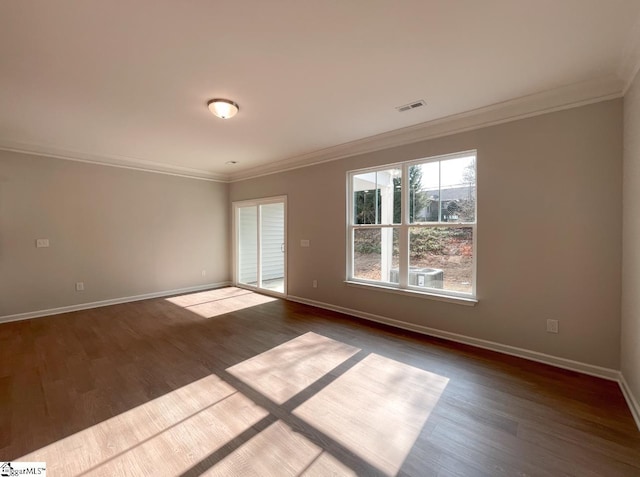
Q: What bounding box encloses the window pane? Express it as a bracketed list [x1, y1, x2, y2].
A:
[440, 155, 476, 222]
[353, 228, 399, 283]
[352, 168, 401, 225]
[410, 155, 476, 224]
[409, 161, 439, 223]
[409, 227, 473, 294]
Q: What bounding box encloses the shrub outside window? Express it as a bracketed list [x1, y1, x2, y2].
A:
[347, 151, 476, 299]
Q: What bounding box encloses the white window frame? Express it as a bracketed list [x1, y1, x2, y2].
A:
[346, 151, 477, 304]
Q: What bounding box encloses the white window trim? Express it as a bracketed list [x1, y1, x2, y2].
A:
[346, 150, 477, 303]
[344, 280, 477, 306]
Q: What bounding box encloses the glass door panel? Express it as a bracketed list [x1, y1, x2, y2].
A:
[260, 203, 285, 293]
[237, 205, 257, 286]
[234, 198, 287, 296]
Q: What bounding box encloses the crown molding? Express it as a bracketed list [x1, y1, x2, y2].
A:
[620, 15, 640, 95]
[0, 139, 229, 182]
[229, 76, 624, 182]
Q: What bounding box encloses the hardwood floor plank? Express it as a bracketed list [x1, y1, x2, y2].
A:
[202, 420, 323, 477]
[516, 423, 640, 476]
[301, 451, 358, 477]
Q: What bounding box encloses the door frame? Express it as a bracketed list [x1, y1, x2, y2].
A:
[232, 195, 288, 297]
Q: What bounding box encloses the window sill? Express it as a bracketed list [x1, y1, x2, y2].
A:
[344, 280, 478, 306]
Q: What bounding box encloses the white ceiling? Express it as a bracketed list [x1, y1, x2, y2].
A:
[1, 1, 640, 181]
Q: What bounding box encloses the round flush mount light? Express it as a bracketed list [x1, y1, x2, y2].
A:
[208, 99, 239, 119]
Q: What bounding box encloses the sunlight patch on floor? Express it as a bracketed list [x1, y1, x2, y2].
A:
[227, 332, 360, 404]
[165, 287, 252, 307]
[203, 420, 356, 477]
[293, 353, 449, 476]
[301, 451, 357, 476]
[20, 375, 267, 476]
[165, 288, 277, 318]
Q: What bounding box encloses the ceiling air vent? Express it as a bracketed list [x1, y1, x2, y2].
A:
[396, 99, 426, 112]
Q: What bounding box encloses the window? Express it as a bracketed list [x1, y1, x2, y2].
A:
[347, 151, 476, 300]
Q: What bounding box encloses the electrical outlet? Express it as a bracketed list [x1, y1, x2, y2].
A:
[312, 280, 318, 288]
[76, 282, 84, 292]
[201, 269, 207, 277]
[301, 239, 310, 248]
[36, 238, 50, 248]
[546, 319, 559, 333]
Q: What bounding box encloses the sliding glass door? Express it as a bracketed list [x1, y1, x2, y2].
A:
[234, 196, 287, 296]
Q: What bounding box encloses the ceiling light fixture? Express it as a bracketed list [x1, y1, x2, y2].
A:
[208, 99, 239, 119]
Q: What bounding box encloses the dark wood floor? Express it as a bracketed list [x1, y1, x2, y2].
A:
[1, 287, 639, 476]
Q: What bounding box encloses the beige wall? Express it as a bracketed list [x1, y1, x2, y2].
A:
[0, 150, 229, 317]
[231, 100, 623, 369]
[622, 71, 640, 400]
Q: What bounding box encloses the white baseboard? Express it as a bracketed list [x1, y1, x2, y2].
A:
[0, 281, 232, 324]
[619, 374, 640, 431]
[289, 294, 640, 432]
[287, 295, 621, 382]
